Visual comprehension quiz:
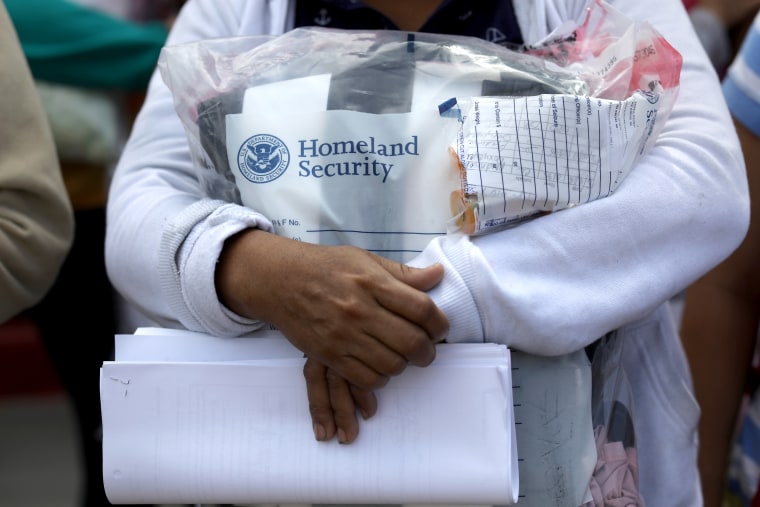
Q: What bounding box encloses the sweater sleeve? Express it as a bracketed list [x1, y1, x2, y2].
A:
[409, 0, 750, 356]
[6, 0, 167, 91]
[105, 0, 282, 334]
[0, 3, 74, 323]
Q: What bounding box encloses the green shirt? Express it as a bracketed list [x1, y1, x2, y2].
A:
[6, 0, 168, 91]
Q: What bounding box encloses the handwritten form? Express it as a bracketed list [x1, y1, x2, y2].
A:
[100, 328, 518, 505]
[450, 92, 661, 232]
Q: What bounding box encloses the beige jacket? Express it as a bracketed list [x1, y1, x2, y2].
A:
[0, 3, 74, 324]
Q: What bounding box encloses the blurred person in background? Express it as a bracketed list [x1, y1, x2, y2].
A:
[681, 9, 760, 507]
[6, 0, 182, 504]
[685, 0, 760, 75]
[0, 2, 74, 325]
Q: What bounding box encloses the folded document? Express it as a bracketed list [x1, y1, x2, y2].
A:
[100, 327, 519, 505]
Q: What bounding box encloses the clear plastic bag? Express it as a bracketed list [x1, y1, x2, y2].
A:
[510, 349, 597, 507]
[446, 0, 683, 235]
[583, 332, 644, 507]
[157, 29, 589, 201]
[158, 27, 591, 262]
[158, 1, 681, 248]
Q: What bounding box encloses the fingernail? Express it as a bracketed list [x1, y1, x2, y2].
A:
[360, 409, 369, 420]
[337, 428, 347, 444]
[313, 423, 326, 441]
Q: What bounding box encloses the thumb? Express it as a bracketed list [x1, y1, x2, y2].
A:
[375, 256, 445, 292]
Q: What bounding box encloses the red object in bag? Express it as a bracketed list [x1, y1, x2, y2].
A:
[526, 0, 682, 100]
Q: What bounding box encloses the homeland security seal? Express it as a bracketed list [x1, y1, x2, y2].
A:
[237, 134, 290, 183]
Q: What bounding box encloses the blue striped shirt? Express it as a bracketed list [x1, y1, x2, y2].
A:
[723, 12, 760, 136]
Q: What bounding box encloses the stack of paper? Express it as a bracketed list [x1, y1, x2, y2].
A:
[100, 327, 519, 505]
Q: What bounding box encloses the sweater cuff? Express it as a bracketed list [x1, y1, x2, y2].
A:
[408, 234, 484, 343]
[161, 200, 274, 336]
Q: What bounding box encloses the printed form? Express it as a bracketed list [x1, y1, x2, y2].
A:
[450, 91, 662, 233]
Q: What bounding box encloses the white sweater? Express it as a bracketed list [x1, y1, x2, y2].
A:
[106, 0, 748, 505]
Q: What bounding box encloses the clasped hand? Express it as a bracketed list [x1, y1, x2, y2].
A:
[216, 229, 449, 443]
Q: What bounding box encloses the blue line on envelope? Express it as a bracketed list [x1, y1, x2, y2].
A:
[309, 229, 445, 236]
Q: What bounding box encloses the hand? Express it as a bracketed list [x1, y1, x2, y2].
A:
[303, 357, 377, 444]
[215, 229, 449, 390]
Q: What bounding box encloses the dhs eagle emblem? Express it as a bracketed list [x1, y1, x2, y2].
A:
[236, 134, 290, 183]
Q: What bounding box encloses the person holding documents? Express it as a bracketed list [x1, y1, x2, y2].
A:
[105, 1, 749, 505]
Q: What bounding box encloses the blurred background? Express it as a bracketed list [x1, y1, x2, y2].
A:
[0, 315, 80, 507]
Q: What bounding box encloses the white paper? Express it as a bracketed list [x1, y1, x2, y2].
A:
[116, 327, 301, 362]
[242, 74, 331, 116]
[101, 329, 518, 505]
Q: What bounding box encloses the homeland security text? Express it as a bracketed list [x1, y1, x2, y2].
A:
[298, 135, 419, 183]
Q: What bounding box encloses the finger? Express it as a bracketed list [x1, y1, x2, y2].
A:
[380, 286, 449, 345]
[271, 287, 406, 388]
[355, 311, 438, 368]
[381, 291, 449, 349]
[304, 302, 441, 376]
[327, 351, 393, 391]
[349, 384, 378, 421]
[335, 330, 410, 375]
[375, 257, 445, 292]
[326, 369, 360, 444]
[372, 258, 450, 345]
[303, 358, 336, 441]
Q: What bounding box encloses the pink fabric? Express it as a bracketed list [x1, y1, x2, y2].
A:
[583, 426, 644, 507]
